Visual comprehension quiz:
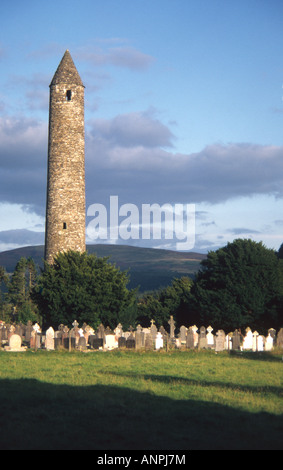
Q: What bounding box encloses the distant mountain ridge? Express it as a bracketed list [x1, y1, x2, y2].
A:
[0, 244, 206, 292]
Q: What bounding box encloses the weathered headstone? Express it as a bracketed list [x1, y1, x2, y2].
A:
[206, 326, 214, 349]
[215, 330, 225, 352]
[276, 328, 283, 349]
[199, 326, 207, 349]
[186, 327, 195, 349]
[145, 332, 153, 350]
[135, 325, 143, 350]
[105, 333, 117, 350]
[155, 332, 163, 350]
[150, 320, 158, 343]
[243, 328, 253, 350]
[4, 334, 27, 352]
[78, 336, 87, 351]
[232, 330, 241, 350]
[97, 324, 105, 347]
[191, 325, 199, 347]
[45, 327, 55, 350]
[257, 335, 264, 352]
[252, 331, 259, 351]
[118, 336, 126, 348]
[91, 336, 103, 349]
[126, 334, 136, 349]
[265, 332, 274, 351]
[179, 326, 187, 345]
[114, 323, 123, 339]
[168, 316, 175, 340]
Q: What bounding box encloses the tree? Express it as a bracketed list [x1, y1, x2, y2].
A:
[137, 276, 193, 328]
[32, 250, 137, 329]
[190, 239, 283, 332]
[0, 265, 10, 322]
[6, 257, 39, 323]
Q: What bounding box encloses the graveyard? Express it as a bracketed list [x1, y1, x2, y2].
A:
[0, 319, 282, 450]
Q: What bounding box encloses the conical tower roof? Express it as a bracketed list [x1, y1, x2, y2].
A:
[50, 50, 84, 87]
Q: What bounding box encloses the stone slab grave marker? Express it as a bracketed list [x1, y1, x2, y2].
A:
[199, 326, 207, 349]
[135, 324, 143, 350]
[206, 326, 215, 349]
[186, 327, 195, 349]
[243, 327, 253, 350]
[277, 328, 283, 349]
[179, 325, 187, 345]
[4, 334, 27, 352]
[191, 325, 199, 347]
[126, 333, 136, 349]
[45, 327, 55, 350]
[118, 336, 126, 348]
[30, 323, 41, 350]
[215, 330, 225, 352]
[168, 316, 175, 341]
[232, 330, 241, 350]
[155, 332, 163, 350]
[265, 331, 274, 351]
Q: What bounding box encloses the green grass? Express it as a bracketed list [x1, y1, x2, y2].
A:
[0, 349, 282, 450]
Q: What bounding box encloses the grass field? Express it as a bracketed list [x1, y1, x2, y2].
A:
[0, 349, 282, 450]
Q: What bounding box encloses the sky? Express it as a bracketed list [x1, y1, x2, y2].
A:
[1, 0, 283, 253]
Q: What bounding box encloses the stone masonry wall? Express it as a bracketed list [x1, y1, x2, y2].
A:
[45, 80, 86, 263]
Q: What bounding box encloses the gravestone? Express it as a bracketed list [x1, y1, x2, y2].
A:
[155, 332, 163, 350]
[252, 331, 259, 351]
[265, 332, 274, 351]
[97, 324, 105, 347]
[45, 327, 55, 350]
[105, 334, 117, 350]
[168, 316, 176, 341]
[268, 328, 276, 344]
[159, 326, 168, 348]
[199, 326, 207, 349]
[118, 336, 126, 348]
[114, 323, 123, 339]
[276, 328, 283, 349]
[92, 336, 104, 349]
[257, 335, 264, 352]
[191, 325, 199, 347]
[135, 325, 143, 350]
[232, 330, 241, 350]
[150, 320, 158, 344]
[126, 334, 136, 349]
[4, 334, 27, 352]
[186, 327, 195, 349]
[243, 328, 253, 350]
[78, 336, 87, 351]
[215, 330, 225, 352]
[179, 326, 187, 344]
[206, 326, 214, 349]
[145, 332, 153, 350]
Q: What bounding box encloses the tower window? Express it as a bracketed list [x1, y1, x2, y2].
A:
[63, 222, 67, 230]
[66, 90, 72, 101]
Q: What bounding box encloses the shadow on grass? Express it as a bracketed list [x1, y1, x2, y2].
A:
[0, 378, 282, 450]
[228, 350, 283, 362]
[106, 371, 283, 397]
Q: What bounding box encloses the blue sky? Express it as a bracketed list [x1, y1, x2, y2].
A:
[1, 0, 283, 253]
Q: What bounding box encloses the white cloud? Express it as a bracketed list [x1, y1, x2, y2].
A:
[76, 43, 155, 71]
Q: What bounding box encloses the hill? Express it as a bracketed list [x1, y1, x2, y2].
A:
[0, 244, 206, 292]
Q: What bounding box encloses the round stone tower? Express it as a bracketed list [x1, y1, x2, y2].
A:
[44, 50, 86, 264]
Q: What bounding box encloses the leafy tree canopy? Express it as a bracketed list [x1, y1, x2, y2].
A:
[32, 250, 137, 329]
[190, 239, 283, 332]
[137, 276, 193, 328]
